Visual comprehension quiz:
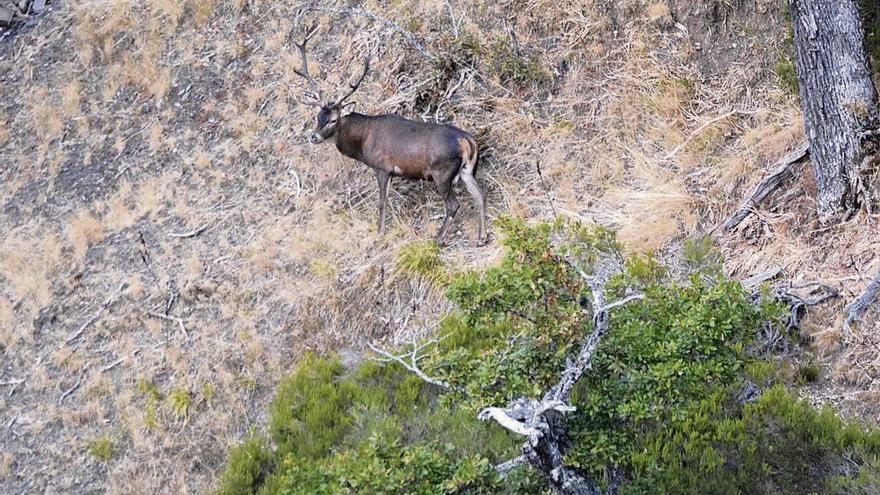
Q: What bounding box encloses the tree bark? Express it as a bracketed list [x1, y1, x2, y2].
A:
[790, 0, 880, 220]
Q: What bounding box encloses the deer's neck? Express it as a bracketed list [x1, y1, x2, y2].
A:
[334, 113, 371, 162]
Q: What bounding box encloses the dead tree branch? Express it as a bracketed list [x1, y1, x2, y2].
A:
[168, 224, 209, 239]
[145, 310, 189, 339]
[369, 336, 453, 390]
[65, 282, 128, 344]
[480, 256, 638, 495]
[724, 142, 810, 231]
[844, 269, 880, 336]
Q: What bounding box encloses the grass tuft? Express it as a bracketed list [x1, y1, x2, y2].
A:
[87, 435, 114, 462]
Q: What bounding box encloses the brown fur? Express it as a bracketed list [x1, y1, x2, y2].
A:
[310, 111, 487, 244]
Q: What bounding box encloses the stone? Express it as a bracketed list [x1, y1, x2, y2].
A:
[0, 7, 13, 26]
[31, 0, 46, 12]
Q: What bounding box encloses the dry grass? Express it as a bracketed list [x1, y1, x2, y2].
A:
[1, 0, 876, 493]
[68, 209, 105, 261]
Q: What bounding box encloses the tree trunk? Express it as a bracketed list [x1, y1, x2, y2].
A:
[790, 0, 880, 220]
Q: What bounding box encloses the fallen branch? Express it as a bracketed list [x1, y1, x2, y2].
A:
[1, 378, 24, 397]
[369, 336, 452, 390]
[65, 282, 128, 344]
[145, 310, 189, 339]
[495, 455, 528, 475]
[663, 109, 757, 161]
[844, 269, 880, 337]
[58, 376, 82, 404]
[168, 224, 209, 239]
[101, 349, 141, 372]
[741, 266, 783, 289]
[724, 142, 810, 231]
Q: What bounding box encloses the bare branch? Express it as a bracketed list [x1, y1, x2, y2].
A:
[477, 255, 634, 493]
[145, 310, 189, 339]
[495, 455, 528, 475]
[168, 224, 209, 239]
[368, 337, 452, 390]
[844, 269, 880, 337]
[65, 282, 128, 344]
[724, 142, 810, 231]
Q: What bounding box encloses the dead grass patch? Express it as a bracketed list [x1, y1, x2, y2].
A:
[68, 209, 105, 260]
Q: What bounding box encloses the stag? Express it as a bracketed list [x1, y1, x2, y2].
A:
[293, 25, 487, 246]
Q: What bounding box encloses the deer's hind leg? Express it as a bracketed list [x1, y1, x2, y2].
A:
[434, 168, 460, 245]
[459, 164, 487, 245]
[375, 170, 390, 236]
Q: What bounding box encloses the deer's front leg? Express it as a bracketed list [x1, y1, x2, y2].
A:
[376, 170, 390, 235]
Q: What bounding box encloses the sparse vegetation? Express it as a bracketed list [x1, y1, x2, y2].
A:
[166, 388, 193, 422]
[87, 435, 114, 462]
[3, 1, 880, 493]
[395, 241, 447, 283]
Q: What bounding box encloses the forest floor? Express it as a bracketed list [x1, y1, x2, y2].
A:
[1, 0, 878, 493]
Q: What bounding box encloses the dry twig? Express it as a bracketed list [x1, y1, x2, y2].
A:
[145, 310, 189, 339]
[65, 283, 128, 344]
[168, 224, 209, 239]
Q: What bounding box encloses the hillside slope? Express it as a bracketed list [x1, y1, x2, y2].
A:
[1, 0, 878, 493]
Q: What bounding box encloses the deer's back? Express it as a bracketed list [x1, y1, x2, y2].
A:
[356, 114, 473, 179]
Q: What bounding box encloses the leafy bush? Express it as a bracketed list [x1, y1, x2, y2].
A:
[216, 219, 880, 495]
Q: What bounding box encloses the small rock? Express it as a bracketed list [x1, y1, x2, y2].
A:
[32, 0, 46, 12]
[0, 7, 13, 26]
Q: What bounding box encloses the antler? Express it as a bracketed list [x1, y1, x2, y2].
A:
[332, 58, 370, 108]
[293, 22, 319, 84]
[293, 22, 324, 106]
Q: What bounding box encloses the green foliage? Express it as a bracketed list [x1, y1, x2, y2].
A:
[87, 435, 114, 462]
[217, 219, 880, 495]
[268, 355, 360, 460]
[625, 386, 880, 494]
[167, 387, 193, 421]
[217, 435, 273, 495]
[269, 438, 505, 495]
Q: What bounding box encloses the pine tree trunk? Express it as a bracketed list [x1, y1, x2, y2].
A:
[790, 0, 880, 220]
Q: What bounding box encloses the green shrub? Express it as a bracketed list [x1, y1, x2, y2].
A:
[217, 218, 880, 494]
[217, 435, 273, 495]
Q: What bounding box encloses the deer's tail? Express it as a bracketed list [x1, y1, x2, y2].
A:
[454, 135, 479, 185]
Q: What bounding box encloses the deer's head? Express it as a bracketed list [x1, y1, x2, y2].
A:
[293, 23, 370, 145]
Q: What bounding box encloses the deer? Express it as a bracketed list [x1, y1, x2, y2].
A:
[292, 25, 488, 246]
